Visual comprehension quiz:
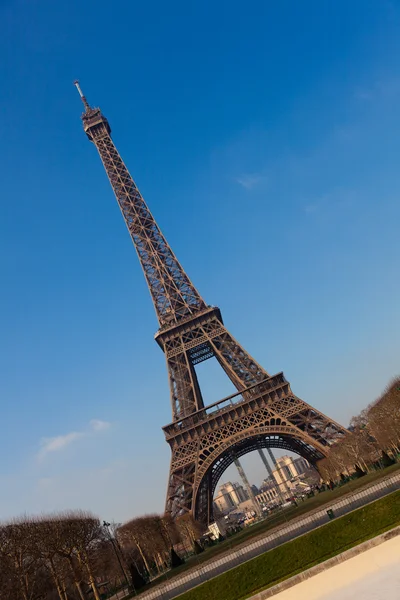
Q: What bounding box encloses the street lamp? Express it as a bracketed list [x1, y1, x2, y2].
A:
[103, 521, 131, 591]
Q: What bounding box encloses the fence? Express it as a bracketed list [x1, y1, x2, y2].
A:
[135, 471, 400, 600]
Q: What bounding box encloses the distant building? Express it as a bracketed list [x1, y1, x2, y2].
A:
[260, 477, 277, 492]
[293, 456, 310, 475]
[207, 520, 226, 540]
[214, 482, 248, 513]
[271, 455, 320, 494]
[277, 455, 298, 478]
[255, 486, 278, 507]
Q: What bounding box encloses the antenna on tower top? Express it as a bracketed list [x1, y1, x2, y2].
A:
[74, 80, 90, 111]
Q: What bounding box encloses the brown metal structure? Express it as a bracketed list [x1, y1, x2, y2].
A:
[75, 83, 347, 524]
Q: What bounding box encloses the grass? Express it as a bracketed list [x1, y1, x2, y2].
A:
[131, 462, 400, 596]
[175, 489, 400, 600]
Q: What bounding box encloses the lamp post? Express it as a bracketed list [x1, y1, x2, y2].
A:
[103, 521, 131, 591]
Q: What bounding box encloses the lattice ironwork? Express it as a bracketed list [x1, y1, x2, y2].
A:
[75, 83, 348, 524]
[162, 373, 346, 521]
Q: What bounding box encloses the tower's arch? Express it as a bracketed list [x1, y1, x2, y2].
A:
[194, 425, 326, 523]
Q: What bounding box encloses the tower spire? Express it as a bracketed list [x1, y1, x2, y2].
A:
[74, 83, 206, 330]
[74, 80, 91, 111]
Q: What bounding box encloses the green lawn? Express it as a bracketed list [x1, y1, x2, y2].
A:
[128, 463, 400, 597]
[176, 489, 400, 600]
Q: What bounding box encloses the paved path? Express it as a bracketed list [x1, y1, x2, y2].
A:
[267, 534, 400, 600]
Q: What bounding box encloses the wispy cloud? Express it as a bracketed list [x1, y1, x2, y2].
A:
[38, 432, 83, 459]
[90, 419, 111, 432]
[235, 172, 268, 190]
[38, 419, 111, 460]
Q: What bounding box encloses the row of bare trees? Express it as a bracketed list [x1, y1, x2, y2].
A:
[318, 377, 400, 481]
[117, 512, 204, 577]
[0, 511, 120, 600]
[0, 509, 205, 600]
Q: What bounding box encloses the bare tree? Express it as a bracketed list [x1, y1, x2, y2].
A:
[367, 377, 400, 457]
[159, 514, 180, 548]
[176, 514, 205, 551]
[117, 513, 182, 578]
[64, 512, 103, 600]
[319, 376, 400, 483]
[46, 512, 103, 600]
[0, 517, 46, 600]
[0, 552, 20, 600]
[317, 456, 338, 482]
[27, 517, 76, 600]
[117, 518, 152, 576]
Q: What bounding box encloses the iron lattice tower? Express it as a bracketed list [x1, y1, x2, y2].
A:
[74, 83, 347, 524]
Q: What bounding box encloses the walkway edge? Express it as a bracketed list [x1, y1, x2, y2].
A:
[248, 525, 400, 599]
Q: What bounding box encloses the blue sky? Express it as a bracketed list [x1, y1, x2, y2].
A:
[0, 0, 399, 522]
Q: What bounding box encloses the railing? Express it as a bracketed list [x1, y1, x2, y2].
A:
[163, 373, 287, 437]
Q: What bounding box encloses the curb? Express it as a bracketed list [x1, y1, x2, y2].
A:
[248, 525, 400, 599]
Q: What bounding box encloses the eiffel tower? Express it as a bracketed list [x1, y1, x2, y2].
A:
[74, 82, 347, 524]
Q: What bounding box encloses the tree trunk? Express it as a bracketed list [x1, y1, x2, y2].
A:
[361, 458, 369, 472]
[75, 580, 85, 600]
[66, 556, 85, 600]
[15, 558, 29, 600]
[87, 570, 101, 600]
[48, 558, 65, 600]
[61, 579, 69, 600]
[82, 552, 101, 600]
[136, 542, 151, 576]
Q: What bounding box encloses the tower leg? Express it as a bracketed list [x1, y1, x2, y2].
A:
[166, 350, 204, 419]
[234, 459, 262, 516]
[210, 326, 268, 390]
[258, 449, 286, 505]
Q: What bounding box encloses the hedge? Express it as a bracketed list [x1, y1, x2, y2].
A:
[177, 490, 400, 600]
